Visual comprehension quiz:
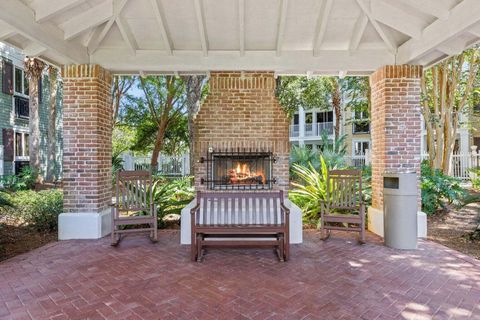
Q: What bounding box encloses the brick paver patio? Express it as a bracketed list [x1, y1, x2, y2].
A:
[1, 230, 479, 320]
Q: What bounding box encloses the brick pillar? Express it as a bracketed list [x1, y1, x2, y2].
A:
[59, 65, 112, 239]
[369, 65, 422, 210]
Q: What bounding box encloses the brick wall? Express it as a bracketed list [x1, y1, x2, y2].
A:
[194, 71, 290, 191]
[369, 65, 422, 209]
[62, 64, 112, 213]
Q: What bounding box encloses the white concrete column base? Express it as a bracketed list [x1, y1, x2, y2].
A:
[180, 198, 303, 244]
[58, 209, 112, 240]
[367, 207, 427, 238]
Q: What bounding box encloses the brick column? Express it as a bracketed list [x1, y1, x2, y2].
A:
[59, 65, 112, 239]
[369, 65, 422, 213]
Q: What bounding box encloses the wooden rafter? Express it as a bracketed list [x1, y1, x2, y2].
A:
[397, 0, 480, 64]
[193, 0, 208, 56]
[239, 0, 245, 56]
[349, 13, 368, 52]
[276, 0, 289, 56]
[355, 0, 396, 53]
[33, 0, 84, 23]
[62, 1, 114, 40]
[312, 0, 333, 56]
[370, 0, 423, 39]
[149, 0, 172, 55]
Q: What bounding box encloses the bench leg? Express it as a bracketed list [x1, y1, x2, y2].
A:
[196, 234, 203, 262]
[151, 219, 158, 243]
[277, 234, 285, 262]
[191, 233, 197, 262]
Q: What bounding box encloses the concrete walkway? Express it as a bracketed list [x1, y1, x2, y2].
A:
[1, 230, 479, 320]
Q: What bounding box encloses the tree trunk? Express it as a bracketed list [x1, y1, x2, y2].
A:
[150, 117, 169, 170]
[24, 58, 46, 183]
[46, 66, 58, 182]
[181, 75, 205, 174]
[331, 79, 342, 140]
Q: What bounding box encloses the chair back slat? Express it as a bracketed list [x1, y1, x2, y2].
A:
[116, 171, 152, 212]
[327, 170, 362, 209]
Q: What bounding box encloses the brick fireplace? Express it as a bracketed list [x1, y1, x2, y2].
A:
[193, 71, 290, 192]
[180, 71, 302, 244]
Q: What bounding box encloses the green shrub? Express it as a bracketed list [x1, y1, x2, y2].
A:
[289, 157, 329, 226]
[469, 167, 480, 190]
[361, 165, 372, 207]
[0, 166, 37, 191]
[151, 176, 194, 227]
[0, 190, 63, 231]
[421, 161, 466, 215]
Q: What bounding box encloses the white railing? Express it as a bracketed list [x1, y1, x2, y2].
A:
[122, 153, 190, 176]
[422, 149, 480, 180]
[345, 156, 367, 168]
[316, 122, 334, 135]
[289, 122, 334, 137]
[289, 125, 300, 137]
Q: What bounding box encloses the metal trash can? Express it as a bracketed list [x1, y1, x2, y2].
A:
[383, 172, 418, 249]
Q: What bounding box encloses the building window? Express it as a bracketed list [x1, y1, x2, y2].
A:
[14, 131, 29, 159]
[352, 110, 370, 134]
[13, 67, 29, 97]
[293, 114, 299, 125]
[316, 111, 333, 123]
[353, 140, 370, 156]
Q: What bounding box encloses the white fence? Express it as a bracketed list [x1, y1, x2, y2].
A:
[422, 149, 480, 180]
[122, 153, 190, 176]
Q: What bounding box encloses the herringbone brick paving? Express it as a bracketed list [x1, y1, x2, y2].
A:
[0, 230, 479, 320]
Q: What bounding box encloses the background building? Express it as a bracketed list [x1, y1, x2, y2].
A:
[0, 43, 63, 178]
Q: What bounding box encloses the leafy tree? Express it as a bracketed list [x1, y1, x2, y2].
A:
[112, 75, 135, 127]
[421, 48, 480, 173]
[122, 76, 187, 168]
[341, 76, 370, 128]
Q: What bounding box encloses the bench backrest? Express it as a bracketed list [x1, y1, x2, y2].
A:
[327, 169, 363, 209]
[195, 191, 285, 226]
[115, 170, 152, 212]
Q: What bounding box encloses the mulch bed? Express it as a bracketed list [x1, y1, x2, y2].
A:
[427, 200, 480, 260]
[0, 223, 57, 262]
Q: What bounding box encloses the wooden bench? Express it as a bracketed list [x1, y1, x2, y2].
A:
[320, 169, 365, 243]
[111, 171, 158, 246]
[190, 191, 290, 262]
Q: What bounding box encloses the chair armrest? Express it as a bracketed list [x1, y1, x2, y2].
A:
[280, 203, 290, 215]
[190, 203, 200, 215]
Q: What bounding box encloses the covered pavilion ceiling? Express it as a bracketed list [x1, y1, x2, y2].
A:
[1, 0, 480, 75]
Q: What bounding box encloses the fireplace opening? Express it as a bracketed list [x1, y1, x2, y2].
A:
[202, 150, 275, 190]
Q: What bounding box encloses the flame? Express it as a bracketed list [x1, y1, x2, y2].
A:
[231, 162, 266, 184]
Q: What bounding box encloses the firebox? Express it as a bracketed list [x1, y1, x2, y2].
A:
[201, 149, 275, 190]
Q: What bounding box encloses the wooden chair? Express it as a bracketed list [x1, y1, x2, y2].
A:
[320, 169, 365, 243]
[111, 171, 158, 246]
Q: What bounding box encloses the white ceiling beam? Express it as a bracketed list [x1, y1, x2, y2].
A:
[92, 48, 395, 74]
[32, 0, 84, 23]
[355, 0, 396, 53]
[468, 23, 480, 38]
[87, 0, 129, 54]
[349, 13, 368, 52]
[0, 28, 16, 40]
[0, 0, 88, 63]
[149, 0, 172, 55]
[401, 0, 450, 21]
[23, 41, 47, 56]
[239, 0, 245, 56]
[275, 0, 289, 57]
[193, 0, 208, 56]
[116, 16, 137, 56]
[397, 0, 480, 64]
[62, 1, 114, 40]
[312, 0, 333, 56]
[370, 0, 423, 39]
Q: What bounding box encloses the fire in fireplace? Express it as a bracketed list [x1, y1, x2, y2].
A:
[201, 150, 275, 190]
